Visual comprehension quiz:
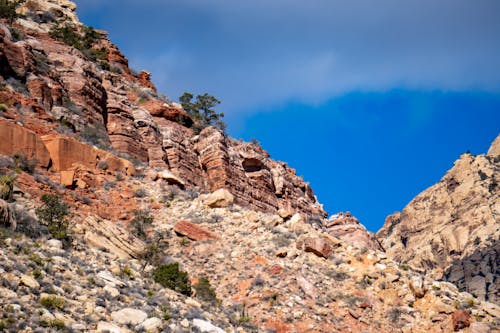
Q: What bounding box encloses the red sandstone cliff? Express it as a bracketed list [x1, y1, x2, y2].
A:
[0, 1, 325, 219]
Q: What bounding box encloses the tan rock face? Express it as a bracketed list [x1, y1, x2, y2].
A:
[327, 212, 382, 251]
[0, 120, 51, 168]
[378, 135, 500, 302]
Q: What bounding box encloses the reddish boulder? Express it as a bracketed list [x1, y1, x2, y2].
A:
[173, 221, 218, 241]
[137, 71, 156, 91]
[452, 310, 471, 331]
[297, 237, 333, 259]
[142, 99, 193, 126]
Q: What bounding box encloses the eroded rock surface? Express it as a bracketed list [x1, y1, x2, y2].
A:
[378, 134, 500, 302]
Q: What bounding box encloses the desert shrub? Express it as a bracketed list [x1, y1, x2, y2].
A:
[387, 307, 402, 324]
[184, 189, 199, 200]
[15, 206, 45, 238]
[12, 152, 37, 174]
[133, 188, 147, 198]
[40, 319, 65, 330]
[0, 173, 16, 201]
[129, 209, 153, 239]
[6, 78, 29, 95]
[78, 123, 109, 149]
[40, 295, 65, 310]
[97, 160, 108, 170]
[153, 263, 191, 296]
[61, 96, 83, 115]
[0, 0, 25, 22]
[35, 194, 70, 244]
[26, 8, 56, 24]
[193, 276, 217, 304]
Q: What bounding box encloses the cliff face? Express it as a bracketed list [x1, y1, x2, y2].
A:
[0, 0, 325, 219]
[378, 135, 500, 303]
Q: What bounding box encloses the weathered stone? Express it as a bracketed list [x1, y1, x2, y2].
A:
[47, 239, 63, 249]
[79, 216, 145, 259]
[298, 237, 332, 259]
[468, 322, 491, 333]
[451, 310, 471, 331]
[327, 212, 382, 251]
[96, 271, 125, 288]
[409, 275, 426, 298]
[204, 188, 234, 208]
[192, 319, 225, 333]
[19, 274, 40, 289]
[157, 170, 185, 187]
[111, 308, 147, 325]
[97, 321, 127, 333]
[173, 221, 218, 241]
[138, 317, 163, 332]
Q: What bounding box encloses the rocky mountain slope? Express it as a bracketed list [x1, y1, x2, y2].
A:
[0, 0, 499, 332]
[378, 135, 499, 304]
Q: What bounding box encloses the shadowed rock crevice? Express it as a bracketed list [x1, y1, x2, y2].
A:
[444, 239, 499, 303]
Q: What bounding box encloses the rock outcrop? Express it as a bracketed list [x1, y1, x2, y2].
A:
[378, 134, 500, 302]
[0, 5, 325, 218]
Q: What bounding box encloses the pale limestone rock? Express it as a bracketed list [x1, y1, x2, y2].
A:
[78, 216, 145, 259]
[409, 275, 426, 298]
[111, 308, 147, 325]
[19, 274, 39, 289]
[96, 270, 125, 288]
[97, 321, 127, 333]
[103, 285, 120, 298]
[137, 317, 163, 332]
[192, 319, 225, 333]
[47, 239, 63, 249]
[157, 170, 185, 187]
[204, 188, 234, 208]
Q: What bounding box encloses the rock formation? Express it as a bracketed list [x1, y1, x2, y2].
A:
[378, 135, 500, 303]
[0, 1, 324, 219]
[0, 1, 498, 332]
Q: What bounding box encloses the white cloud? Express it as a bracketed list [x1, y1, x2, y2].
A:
[75, 0, 500, 113]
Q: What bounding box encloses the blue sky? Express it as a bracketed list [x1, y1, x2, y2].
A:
[74, 1, 500, 231]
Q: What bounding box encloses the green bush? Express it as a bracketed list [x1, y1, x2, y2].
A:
[12, 152, 37, 174]
[179, 92, 226, 134]
[153, 263, 191, 296]
[0, 173, 16, 201]
[35, 194, 70, 243]
[49, 23, 105, 61]
[193, 276, 217, 304]
[40, 295, 65, 310]
[0, 0, 25, 22]
[40, 319, 65, 330]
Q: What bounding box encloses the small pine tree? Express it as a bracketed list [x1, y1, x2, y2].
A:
[179, 92, 226, 134]
[36, 194, 70, 243]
